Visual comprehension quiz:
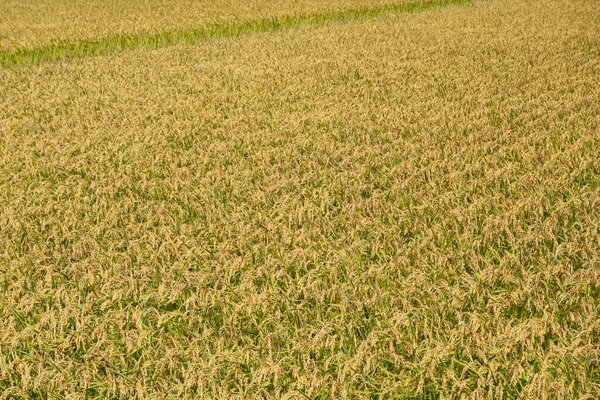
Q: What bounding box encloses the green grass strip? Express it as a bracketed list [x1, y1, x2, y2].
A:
[0, 0, 470, 68]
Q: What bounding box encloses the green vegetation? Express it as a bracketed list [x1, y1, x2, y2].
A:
[1, 0, 599, 398]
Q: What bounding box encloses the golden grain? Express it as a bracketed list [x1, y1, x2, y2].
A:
[0, 0, 599, 398]
[0, 0, 425, 52]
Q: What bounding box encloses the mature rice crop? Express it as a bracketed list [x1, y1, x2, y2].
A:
[1, 0, 599, 398]
[0, 0, 437, 52]
[0, 0, 464, 67]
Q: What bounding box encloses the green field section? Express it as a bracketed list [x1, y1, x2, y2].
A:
[1, 0, 599, 398]
[1, 0, 438, 52]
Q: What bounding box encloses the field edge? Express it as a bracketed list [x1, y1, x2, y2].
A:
[0, 0, 471, 68]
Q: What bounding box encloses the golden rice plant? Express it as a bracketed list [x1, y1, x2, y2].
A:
[0, 0, 598, 398]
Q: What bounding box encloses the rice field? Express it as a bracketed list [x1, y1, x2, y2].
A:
[0, 0, 441, 53]
[0, 0, 599, 398]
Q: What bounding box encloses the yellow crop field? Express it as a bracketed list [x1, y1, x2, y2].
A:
[1, 0, 599, 398]
[0, 0, 435, 52]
